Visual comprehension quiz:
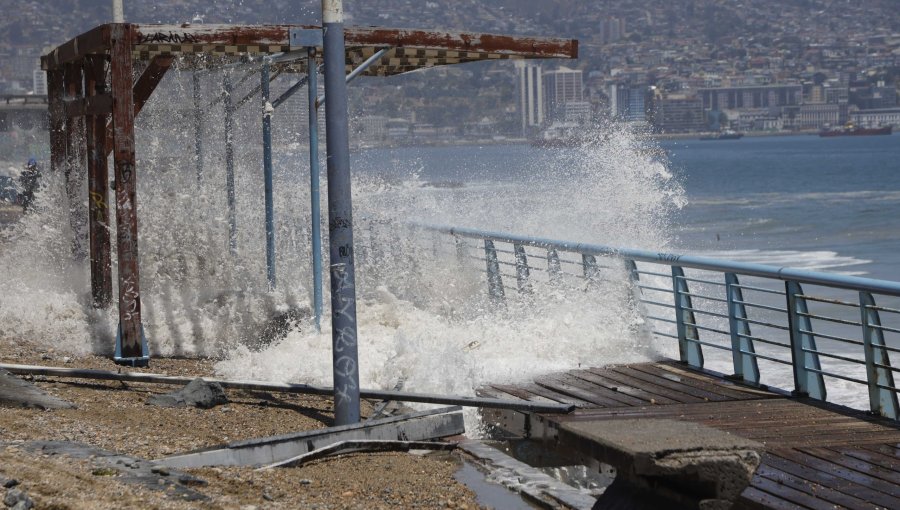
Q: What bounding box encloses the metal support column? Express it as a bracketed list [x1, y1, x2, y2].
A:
[860, 292, 899, 420]
[785, 280, 825, 399]
[110, 23, 149, 366]
[322, 0, 361, 425]
[307, 49, 323, 332]
[261, 59, 276, 291]
[192, 71, 203, 184]
[223, 72, 237, 256]
[84, 56, 112, 309]
[672, 266, 703, 368]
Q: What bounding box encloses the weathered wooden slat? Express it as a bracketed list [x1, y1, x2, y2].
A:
[771, 449, 900, 508]
[644, 362, 768, 400]
[568, 369, 680, 405]
[763, 452, 900, 509]
[487, 384, 560, 405]
[839, 446, 900, 473]
[603, 366, 731, 401]
[859, 443, 900, 460]
[748, 473, 847, 510]
[756, 463, 871, 509]
[739, 486, 806, 510]
[534, 376, 624, 408]
[547, 373, 647, 406]
[585, 366, 707, 403]
[515, 383, 592, 407]
[801, 447, 900, 485]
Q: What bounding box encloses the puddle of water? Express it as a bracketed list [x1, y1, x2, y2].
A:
[495, 439, 614, 492]
[454, 461, 538, 510]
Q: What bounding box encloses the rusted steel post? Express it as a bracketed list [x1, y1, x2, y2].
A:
[109, 23, 149, 366]
[84, 56, 112, 309]
[64, 62, 88, 260]
[322, 0, 361, 425]
[47, 69, 66, 177]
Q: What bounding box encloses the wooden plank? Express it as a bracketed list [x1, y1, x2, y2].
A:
[584, 366, 706, 403]
[643, 362, 767, 400]
[771, 450, 900, 508]
[550, 373, 647, 406]
[515, 383, 592, 407]
[534, 376, 626, 408]
[756, 464, 871, 509]
[841, 446, 900, 472]
[84, 55, 112, 310]
[763, 453, 900, 509]
[603, 366, 732, 401]
[859, 443, 900, 460]
[749, 474, 848, 510]
[739, 486, 806, 510]
[487, 384, 560, 405]
[568, 369, 681, 405]
[801, 447, 900, 485]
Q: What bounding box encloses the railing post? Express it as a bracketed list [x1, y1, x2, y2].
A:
[785, 281, 826, 400]
[514, 244, 532, 294]
[547, 248, 562, 285]
[455, 236, 468, 265]
[726, 273, 759, 384]
[484, 240, 505, 302]
[860, 292, 899, 420]
[672, 266, 703, 367]
[583, 254, 599, 287]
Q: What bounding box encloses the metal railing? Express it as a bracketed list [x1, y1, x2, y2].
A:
[419, 224, 900, 421]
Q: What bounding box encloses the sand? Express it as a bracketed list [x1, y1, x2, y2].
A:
[0, 340, 486, 509]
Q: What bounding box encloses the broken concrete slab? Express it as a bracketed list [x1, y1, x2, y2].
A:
[0, 369, 74, 410]
[158, 406, 465, 469]
[146, 378, 228, 409]
[558, 419, 761, 510]
[12, 441, 207, 501]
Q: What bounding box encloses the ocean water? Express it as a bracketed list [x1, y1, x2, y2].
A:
[1, 97, 898, 422]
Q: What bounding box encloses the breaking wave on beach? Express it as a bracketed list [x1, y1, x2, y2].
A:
[0, 71, 685, 428]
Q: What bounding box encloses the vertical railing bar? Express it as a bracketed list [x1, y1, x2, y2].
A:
[785, 280, 826, 399]
[484, 240, 505, 302]
[514, 244, 532, 294]
[547, 248, 562, 285]
[860, 291, 899, 420]
[672, 266, 703, 367]
[726, 273, 760, 384]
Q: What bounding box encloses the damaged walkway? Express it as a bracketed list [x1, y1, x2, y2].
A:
[479, 360, 900, 509]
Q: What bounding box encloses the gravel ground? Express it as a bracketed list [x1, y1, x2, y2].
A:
[0, 340, 486, 509]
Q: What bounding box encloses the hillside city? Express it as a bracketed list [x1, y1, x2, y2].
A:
[1, 0, 899, 144]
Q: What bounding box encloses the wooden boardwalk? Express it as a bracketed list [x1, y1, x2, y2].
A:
[478, 361, 900, 510]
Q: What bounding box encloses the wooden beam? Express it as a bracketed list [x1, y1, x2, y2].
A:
[64, 93, 113, 118]
[42, 24, 111, 71]
[64, 62, 88, 260]
[105, 54, 172, 155]
[109, 24, 147, 363]
[84, 55, 112, 310]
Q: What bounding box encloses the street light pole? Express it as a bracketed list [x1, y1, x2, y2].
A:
[112, 0, 124, 22]
[321, 0, 360, 425]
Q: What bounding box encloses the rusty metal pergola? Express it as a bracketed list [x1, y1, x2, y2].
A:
[41, 19, 576, 422]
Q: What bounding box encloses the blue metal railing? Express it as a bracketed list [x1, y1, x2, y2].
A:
[419, 224, 900, 421]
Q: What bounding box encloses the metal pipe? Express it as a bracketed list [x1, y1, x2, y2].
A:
[112, 0, 124, 22]
[307, 49, 324, 332]
[272, 74, 309, 110]
[322, 0, 361, 425]
[223, 72, 237, 256]
[316, 47, 391, 108]
[192, 72, 203, 184]
[261, 59, 276, 291]
[419, 223, 900, 297]
[0, 363, 575, 414]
